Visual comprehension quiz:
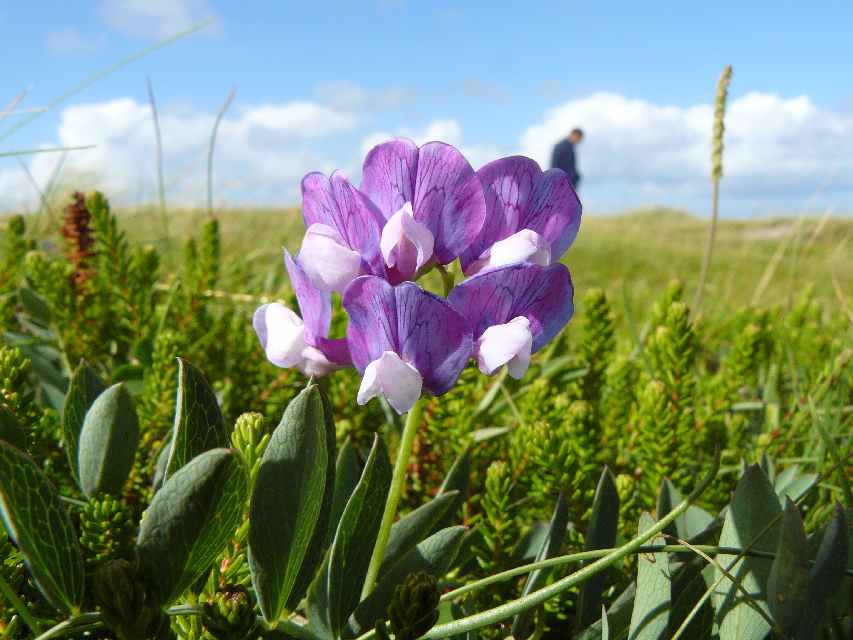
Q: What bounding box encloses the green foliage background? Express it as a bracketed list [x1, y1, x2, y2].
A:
[0, 194, 850, 639]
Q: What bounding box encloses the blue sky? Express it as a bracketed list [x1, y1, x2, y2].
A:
[3, 1, 853, 215]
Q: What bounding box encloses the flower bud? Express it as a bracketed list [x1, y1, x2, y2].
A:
[93, 559, 170, 640]
[202, 585, 258, 640]
[388, 572, 440, 640]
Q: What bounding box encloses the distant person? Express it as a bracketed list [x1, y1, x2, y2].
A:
[551, 128, 584, 189]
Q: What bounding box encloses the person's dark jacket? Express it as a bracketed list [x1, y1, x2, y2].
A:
[551, 139, 580, 188]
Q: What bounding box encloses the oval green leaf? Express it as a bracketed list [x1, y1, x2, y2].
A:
[0, 441, 84, 612]
[137, 448, 248, 605]
[249, 384, 335, 623]
[62, 361, 106, 481]
[165, 358, 230, 480]
[77, 383, 139, 498]
[322, 434, 391, 638]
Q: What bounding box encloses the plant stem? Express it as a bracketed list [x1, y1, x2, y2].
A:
[0, 573, 41, 635]
[361, 396, 425, 598]
[693, 178, 720, 316]
[436, 263, 455, 297]
[358, 451, 718, 640]
[32, 613, 100, 640]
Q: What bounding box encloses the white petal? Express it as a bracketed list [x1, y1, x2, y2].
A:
[299, 223, 363, 292]
[357, 351, 423, 414]
[261, 303, 308, 368]
[487, 229, 550, 270]
[299, 346, 339, 378]
[380, 202, 435, 277]
[476, 316, 534, 378]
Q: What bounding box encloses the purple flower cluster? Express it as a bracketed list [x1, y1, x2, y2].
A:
[254, 139, 581, 414]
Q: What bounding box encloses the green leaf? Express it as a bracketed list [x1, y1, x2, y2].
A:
[797, 504, 848, 635]
[345, 526, 465, 638]
[321, 434, 391, 638]
[628, 512, 670, 640]
[513, 491, 569, 640]
[0, 405, 27, 451]
[576, 468, 620, 632]
[62, 361, 106, 481]
[576, 584, 635, 640]
[249, 384, 335, 623]
[378, 491, 460, 578]
[772, 465, 817, 505]
[712, 464, 781, 640]
[601, 605, 609, 640]
[327, 438, 362, 548]
[667, 559, 713, 639]
[137, 448, 248, 605]
[0, 440, 84, 612]
[165, 358, 230, 479]
[287, 384, 338, 610]
[77, 383, 139, 498]
[766, 498, 810, 634]
[657, 478, 716, 542]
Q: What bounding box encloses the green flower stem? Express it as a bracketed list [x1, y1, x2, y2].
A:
[361, 396, 426, 599]
[0, 573, 41, 635]
[32, 613, 100, 640]
[436, 263, 455, 297]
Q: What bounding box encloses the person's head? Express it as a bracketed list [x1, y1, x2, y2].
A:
[569, 128, 584, 144]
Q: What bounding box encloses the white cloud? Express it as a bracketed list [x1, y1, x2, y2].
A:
[5, 91, 852, 216]
[1, 97, 361, 211]
[98, 0, 220, 39]
[46, 28, 100, 54]
[520, 91, 853, 213]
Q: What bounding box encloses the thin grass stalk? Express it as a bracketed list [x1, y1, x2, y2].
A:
[207, 88, 236, 218]
[0, 21, 215, 145]
[146, 77, 169, 242]
[693, 65, 732, 316]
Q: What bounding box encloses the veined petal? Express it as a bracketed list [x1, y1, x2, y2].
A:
[299, 223, 364, 293]
[253, 303, 307, 368]
[301, 171, 385, 273]
[343, 276, 472, 397]
[461, 156, 538, 271]
[283, 249, 330, 343]
[476, 316, 533, 379]
[524, 168, 581, 260]
[448, 263, 574, 352]
[461, 157, 581, 271]
[356, 351, 423, 414]
[413, 142, 486, 264]
[380, 202, 435, 281]
[361, 138, 419, 220]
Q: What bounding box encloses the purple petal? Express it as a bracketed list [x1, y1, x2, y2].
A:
[342, 276, 399, 372]
[524, 168, 582, 259]
[448, 263, 574, 352]
[394, 282, 472, 396]
[284, 249, 330, 343]
[301, 171, 386, 274]
[343, 276, 472, 396]
[461, 156, 539, 271]
[360, 138, 419, 220]
[412, 142, 486, 264]
[314, 337, 351, 366]
[461, 157, 581, 271]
